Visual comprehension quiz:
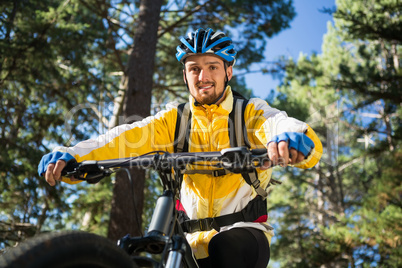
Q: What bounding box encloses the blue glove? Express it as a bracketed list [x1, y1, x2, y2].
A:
[38, 151, 75, 176]
[269, 132, 315, 157]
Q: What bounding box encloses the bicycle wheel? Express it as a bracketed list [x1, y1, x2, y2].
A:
[0, 230, 137, 268]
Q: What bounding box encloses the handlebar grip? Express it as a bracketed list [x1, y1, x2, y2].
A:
[61, 160, 109, 184]
[61, 161, 79, 177]
[250, 148, 268, 155]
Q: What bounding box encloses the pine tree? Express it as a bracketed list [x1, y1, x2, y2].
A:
[268, 0, 401, 266]
[0, 0, 298, 248]
[0, 0, 115, 248]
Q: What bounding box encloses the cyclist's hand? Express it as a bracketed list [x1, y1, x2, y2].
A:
[46, 160, 67, 186]
[38, 152, 76, 186]
[261, 132, 314, 169]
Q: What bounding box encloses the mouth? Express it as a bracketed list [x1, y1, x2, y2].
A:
[197, 83, 214, 92]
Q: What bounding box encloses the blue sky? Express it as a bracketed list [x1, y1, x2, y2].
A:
[244, 0, 335, 99]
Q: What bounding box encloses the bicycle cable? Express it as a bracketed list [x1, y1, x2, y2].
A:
[116, 167, 144, 238]
[103, 150, 170, 169]
[108, 150, 173, 239]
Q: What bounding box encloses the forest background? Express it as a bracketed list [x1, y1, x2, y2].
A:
[1, 0, 400, 267]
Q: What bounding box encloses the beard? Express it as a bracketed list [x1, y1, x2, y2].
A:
[192, 82, 226, 105]
[197, 94, 218, 105]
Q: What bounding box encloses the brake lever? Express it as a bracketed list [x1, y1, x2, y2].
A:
[250, 149, 270, 168]
[221, 147, 250, 159]
[62, 160, 112, 184]
[219, 147, 271, 172]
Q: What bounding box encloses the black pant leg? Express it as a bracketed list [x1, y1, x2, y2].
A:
[196, 227, 270, 268]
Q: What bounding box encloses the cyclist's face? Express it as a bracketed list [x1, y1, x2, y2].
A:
[184, 55, 232, 105]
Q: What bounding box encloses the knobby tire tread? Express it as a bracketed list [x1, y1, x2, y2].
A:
[0, 230, 137, 268]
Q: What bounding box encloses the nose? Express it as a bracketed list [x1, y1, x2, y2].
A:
[198, 69, 210, 82]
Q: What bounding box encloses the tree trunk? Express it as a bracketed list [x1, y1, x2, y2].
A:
[107, 0, 163, 242]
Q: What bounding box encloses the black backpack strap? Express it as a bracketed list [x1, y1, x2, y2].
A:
[231, 90, 247, 99]
[175, 93, 250, 152]
[181, 195, 268, 233]
[174, 97, 268, 198]
[229, 95, 250, 148]
[240, 98, 250, 148]
[241, 170, 268, 199]
[174, 103, 191, 153]
[183, 169, 229, 177]
[230, 95, 269, 198]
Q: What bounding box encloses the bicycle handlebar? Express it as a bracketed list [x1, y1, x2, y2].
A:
[61, 147, 269, 182]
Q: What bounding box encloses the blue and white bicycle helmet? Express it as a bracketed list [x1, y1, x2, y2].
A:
[176, 28, 237, 66]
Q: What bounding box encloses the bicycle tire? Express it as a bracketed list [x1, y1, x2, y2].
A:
[0, 230, 137, 268]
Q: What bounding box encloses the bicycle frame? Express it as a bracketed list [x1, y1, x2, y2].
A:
[118, 190, 198, 268]
[61, 147, 269, 268]
[115, 154, 207, 267]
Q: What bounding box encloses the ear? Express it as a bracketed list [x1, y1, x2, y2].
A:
[183, 69, 187, 84]
[226, 65, 233, 81]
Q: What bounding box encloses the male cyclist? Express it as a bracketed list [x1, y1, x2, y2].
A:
[39, 28, 322, 268]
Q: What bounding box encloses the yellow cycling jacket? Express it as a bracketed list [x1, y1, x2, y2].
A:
[55, 87, 322, 259]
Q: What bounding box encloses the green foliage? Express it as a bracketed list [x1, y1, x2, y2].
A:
[321, 150, 402, 267]
[143, 171, 163, 230]
[1, 0, 297, 250]
[0, 0, 116, 248]
[68, 177, 113, 236]
[154, 0, 296, 102]
[1, 0, 400, 266]
[334, 0, 401, 43]
[268, 0, 401, 266]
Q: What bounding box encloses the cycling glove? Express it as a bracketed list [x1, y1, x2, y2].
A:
[268, 132, 315, 157]
[38, 151, 75, 176]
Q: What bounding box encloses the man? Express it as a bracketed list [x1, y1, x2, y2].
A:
[39, 28, 322, 267]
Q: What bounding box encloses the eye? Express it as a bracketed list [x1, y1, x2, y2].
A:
[210, 66, 217, 70]
[190, 67, 200, 72]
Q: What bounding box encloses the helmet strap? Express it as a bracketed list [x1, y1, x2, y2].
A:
[211, 63, 229, 105]
[224, 63, 229, 89]
[183, 70, 190, 92]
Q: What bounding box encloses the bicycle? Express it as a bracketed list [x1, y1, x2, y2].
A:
[0, 147, 270, 268]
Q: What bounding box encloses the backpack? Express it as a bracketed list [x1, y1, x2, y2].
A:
[174, 90, 250, 152]
[173, 91, 268, 199]
[172, 91, 287, 232]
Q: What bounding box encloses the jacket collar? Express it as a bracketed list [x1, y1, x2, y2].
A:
[189, 86, 234, 115]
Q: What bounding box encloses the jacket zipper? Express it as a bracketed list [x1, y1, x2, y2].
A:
[206, 107, 215, 217]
